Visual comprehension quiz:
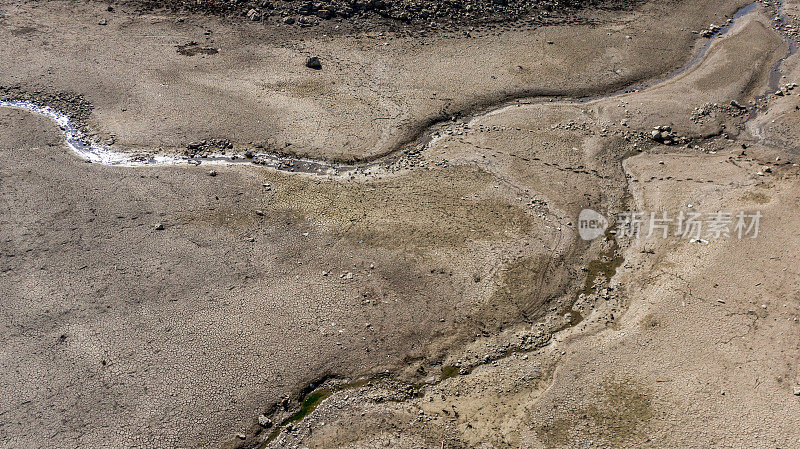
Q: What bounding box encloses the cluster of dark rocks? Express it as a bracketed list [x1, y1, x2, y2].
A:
[699, 23, 722, 37]
[649, 125, 687, 146]
[0, 86, 94, 131]
[184, 138, 235, 156]
[124, 0, 640, 28]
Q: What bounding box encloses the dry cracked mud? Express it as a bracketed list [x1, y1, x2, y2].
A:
[2, 0, 800, 448]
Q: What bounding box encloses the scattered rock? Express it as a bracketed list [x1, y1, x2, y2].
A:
[701, 24, 721, 37]
[208, 170, 218, 177]
[154, 223, 165, 231]
[306, 56, 323, 70]
[650, 126, 676, 145]
[246, 8, 262, 21]
[316, 9, 334, 20]
[127, 0, 630, 30]
[258, 415, 272, 427]
[730, 100, 746, 110]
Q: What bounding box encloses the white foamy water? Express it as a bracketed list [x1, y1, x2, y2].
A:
[0, 100, 185, 166]
[0, 100, 341, 173]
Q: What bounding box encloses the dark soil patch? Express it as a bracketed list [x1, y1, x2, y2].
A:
[176, 42, 219, 56]
[114, 0, 644, 31]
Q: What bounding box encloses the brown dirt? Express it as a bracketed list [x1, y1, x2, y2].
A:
[4, 1, 800, 449]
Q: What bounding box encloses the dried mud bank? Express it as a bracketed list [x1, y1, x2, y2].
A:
[0, 10, 765, 448]
[248, 3, 800, 448]
[0, 0, 751, 161]
[0, 2, 762, 174]
[2, 1, 800, 449]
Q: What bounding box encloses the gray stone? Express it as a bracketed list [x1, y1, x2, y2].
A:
[306, 56, 322, 70]
[247, 9, 262, 21]
[258, 414, 272, 427]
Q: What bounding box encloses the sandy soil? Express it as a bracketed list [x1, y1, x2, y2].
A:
[2, 0, 800, 449]
[254, 4, 800, 448]
[1, 0, 748, 161]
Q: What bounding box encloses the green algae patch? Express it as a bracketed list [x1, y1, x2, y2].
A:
[282, 389, 332, 426]
[440, 365, 460, 380]
[262, 388, 332, 445]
